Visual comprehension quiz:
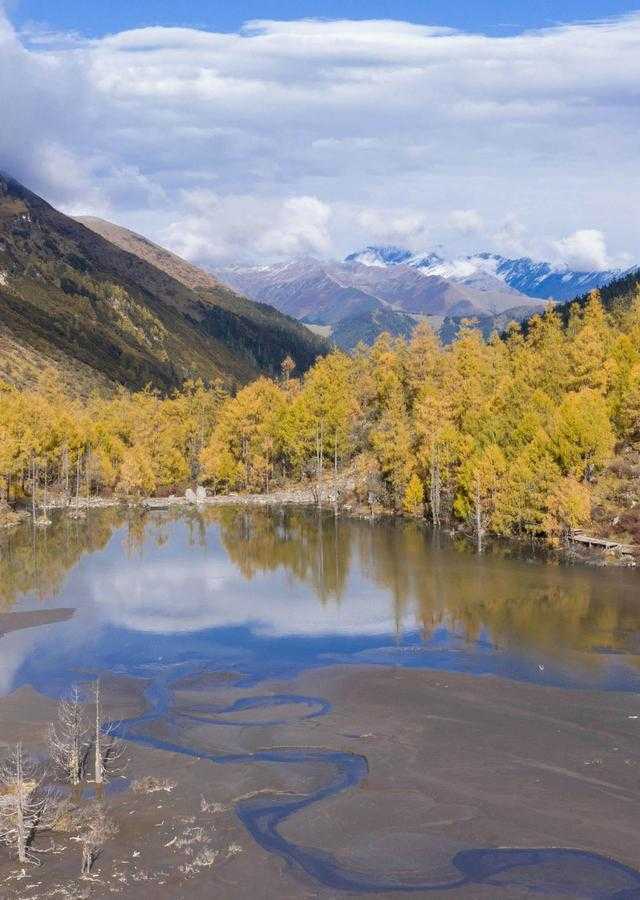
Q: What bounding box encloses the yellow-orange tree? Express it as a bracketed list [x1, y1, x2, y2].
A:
[4, 288, 639, 543]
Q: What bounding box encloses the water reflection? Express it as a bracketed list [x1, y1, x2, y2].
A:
[1, 507, 640, 696]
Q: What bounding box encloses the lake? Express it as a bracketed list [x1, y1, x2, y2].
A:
[1, 506, 640, 698]
[2, 506, 640, 897]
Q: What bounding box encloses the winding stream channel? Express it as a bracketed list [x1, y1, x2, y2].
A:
[111, 661, 640, 896]
[3, 507, 640, 895]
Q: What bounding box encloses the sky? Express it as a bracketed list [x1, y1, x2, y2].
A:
[1, 1, 639, 269]
[8, 0, 640, 37]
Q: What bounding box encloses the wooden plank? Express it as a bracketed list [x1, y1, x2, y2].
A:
[572, 532, 637, 552]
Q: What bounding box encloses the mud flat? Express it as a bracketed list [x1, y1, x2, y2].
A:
[0, 608, 75, 636]
[1, 664, 640, 898]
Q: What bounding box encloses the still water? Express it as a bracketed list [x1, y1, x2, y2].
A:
[1, 505, 640, 697]
[3, 507, 640, 895]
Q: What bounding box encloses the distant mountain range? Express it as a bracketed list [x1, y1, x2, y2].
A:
[346, 246, 629, 302]
[216, 246, 634, 349]
[0, 173, 325, 393]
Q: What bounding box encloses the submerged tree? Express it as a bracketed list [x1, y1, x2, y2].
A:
[93, 679, 125, 789]
[48, 685, 90, 788]
[77, 802, 118, 876]
[0, 743, 47, 865]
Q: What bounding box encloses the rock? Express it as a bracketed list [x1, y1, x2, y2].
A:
[195, 485, 207, 503]
[185, 488, 197, 503]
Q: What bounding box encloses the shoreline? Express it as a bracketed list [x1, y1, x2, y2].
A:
[2, 488, 637, 570]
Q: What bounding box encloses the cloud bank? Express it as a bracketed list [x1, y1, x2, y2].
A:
[1, 9, 638, 267]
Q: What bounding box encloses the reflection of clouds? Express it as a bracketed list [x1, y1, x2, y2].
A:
[0, 630, 43, 695]
[93, 559, 412, 638]
[0, 537, 410, 697]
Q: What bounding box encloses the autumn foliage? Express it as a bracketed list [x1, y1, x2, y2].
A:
[2, 289, 640, 544]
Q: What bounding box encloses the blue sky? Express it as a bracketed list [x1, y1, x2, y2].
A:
[10, 1, 640, 36]
[1, 3, 639, 268]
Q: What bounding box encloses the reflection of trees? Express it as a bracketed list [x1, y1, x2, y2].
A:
[351, 518, 640, 660]
[2, 506, 639, 666]
[416, 562, 640, 661]
[0, 509, 125, 608]
[211, 507, 352, 604]
[123, 510, 147, 558]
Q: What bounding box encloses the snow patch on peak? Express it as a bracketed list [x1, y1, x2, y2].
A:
[416, 256, 497, 280]
[406, 251, 444, 269]
[343, 244, 633, 301]
[345, 246, 412, 267]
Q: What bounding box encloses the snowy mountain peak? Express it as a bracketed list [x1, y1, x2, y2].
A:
[406, 251, 446, 269]
[345, 246, 413, 267]
[344, 246, 630, 301]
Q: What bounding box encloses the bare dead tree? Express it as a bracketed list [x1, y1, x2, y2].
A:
[48, 685, 90, 788]
[0, 743, 47, 865]
[93, 679, 126, 790]
[77, 802, 118, 876]
[69, 451, 85, 519]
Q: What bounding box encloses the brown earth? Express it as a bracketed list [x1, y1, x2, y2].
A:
[1, 665, 640, 898]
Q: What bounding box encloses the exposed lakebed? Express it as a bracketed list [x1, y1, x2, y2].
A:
[1, 507, 640, 897]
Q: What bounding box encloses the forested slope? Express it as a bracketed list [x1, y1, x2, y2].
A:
[0, 174, 325, 394]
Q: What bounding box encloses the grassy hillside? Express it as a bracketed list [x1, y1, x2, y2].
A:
[0, 175, 325, 393]
[75, 217, 226, 292]
[77, 216, 329, 376]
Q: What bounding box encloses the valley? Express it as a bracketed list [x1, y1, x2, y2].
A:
[215, 246, 632, 349]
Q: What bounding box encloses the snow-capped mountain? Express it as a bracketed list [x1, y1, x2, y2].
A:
[214, 255, 545, 350]
[345, 246, 414, 267]
[348, 245, 630, 302]
[476, 254, 627, 301]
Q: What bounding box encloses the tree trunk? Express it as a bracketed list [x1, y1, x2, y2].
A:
[333, 432, 338, 514]
[31, 456, 36, 521]
[94, 679, 103, 786]
[15, 744, 27, 864]
[474, 476, 483, 554]
[76, 454, 81, 514]
[430, 456, 441, 528]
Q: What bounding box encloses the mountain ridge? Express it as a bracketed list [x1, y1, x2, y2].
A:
[0, 175, 325, 393]
[347, 244, 632, 302]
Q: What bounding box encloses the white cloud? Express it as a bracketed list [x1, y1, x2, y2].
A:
[551, 229, 626, 272]
[0, 8, 638, 265]
[448, 209, 484, 236]
[162, 191, 332, 264]
[354, 207, 430, 249]
[490, 216, 530, 258]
